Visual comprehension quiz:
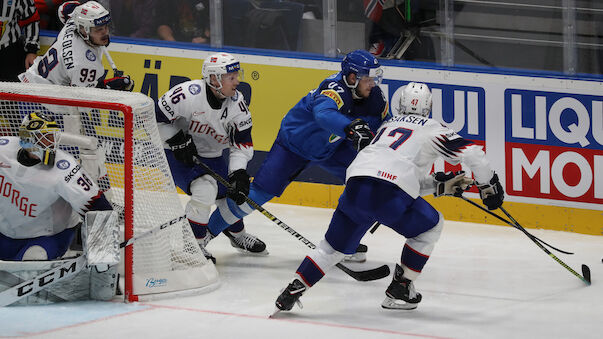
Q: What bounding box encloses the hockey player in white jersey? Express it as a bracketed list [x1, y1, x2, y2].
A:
[155, 52, 267, 263]
[0, 112, 113, 261]
[18, 1, 134, 91]
[273, 82, 504, 313]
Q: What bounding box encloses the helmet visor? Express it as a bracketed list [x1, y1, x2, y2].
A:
[360, 67, 383, 86]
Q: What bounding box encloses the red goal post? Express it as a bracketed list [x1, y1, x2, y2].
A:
[0, 82, 219, 302]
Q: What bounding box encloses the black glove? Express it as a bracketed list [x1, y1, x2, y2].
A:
[166, 130, 197, 167]
[344, 119, 374, 152]
[227, 169, 250, 205]
[101, 75, 134, 91]
[477, 173, 504, 210]
[433, 171, 474, 197]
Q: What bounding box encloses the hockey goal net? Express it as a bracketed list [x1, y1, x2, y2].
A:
[0, 82, 219, 302]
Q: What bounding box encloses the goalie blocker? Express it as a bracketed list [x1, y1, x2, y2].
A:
[0, 211, 120, 306]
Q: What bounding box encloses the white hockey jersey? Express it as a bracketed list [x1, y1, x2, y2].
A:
[0, 137, 102, 239]
[156, 80, 254, 171]
[18, 18, 106, 88]
[347, 114, 494, 198]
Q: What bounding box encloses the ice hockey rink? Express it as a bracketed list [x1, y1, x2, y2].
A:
[1, 201, 602, 339]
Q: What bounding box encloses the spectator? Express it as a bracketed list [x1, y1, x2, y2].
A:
[156, 0, 210, 44]
[0, 0, 40, 81]
[109, 0, 158, 39]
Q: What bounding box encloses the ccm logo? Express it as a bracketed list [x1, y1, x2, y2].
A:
[17, 261, 79, 297]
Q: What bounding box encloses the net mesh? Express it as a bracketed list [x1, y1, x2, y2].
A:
[0, 82, 218, 301]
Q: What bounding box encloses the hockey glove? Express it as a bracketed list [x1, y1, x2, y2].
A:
[101, 76, 135, 91]
[433, 171, 474, 197]
[227, 169, 250, 205]
[166, 130, 197, 167]
[344, 119, 374, 152]
[477, 173, 504, 210]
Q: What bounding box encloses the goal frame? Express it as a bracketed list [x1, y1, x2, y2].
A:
[0, 84, 219, 302]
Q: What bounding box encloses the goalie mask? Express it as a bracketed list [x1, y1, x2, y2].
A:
[19, 112, 62, 166]
[201, 52, 244, 97]
[72, 1, 111, 46]
[341, 50, 383, 89]
[397, 82, 432, 117]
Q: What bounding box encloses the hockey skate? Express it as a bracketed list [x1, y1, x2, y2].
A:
[223, 229, 268, 255]
[342, 243, 368, 262]
[381, 264, 422, 310]
[273, 278, 307, 315]
[197, 233, 216, 264]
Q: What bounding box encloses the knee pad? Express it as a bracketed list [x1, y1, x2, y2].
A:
[308, 239, 345, 271]
[406, 211, 443, 255]
[22, 245, 49, 260]
[190, 175, 218, 206]
[186, 176, 218, 224]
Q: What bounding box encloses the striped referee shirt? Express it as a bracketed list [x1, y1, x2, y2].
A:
[0, 0, 40, 53]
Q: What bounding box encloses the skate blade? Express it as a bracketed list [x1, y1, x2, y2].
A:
[269, 308, 282, 318]
[233, 247, 269, 256]
[381, 297, 418, 310]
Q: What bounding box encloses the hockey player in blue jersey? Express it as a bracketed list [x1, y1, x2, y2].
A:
[201, 50, 390, 261]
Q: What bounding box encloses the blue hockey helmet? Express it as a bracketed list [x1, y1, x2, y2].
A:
[341, 50, 383, 88]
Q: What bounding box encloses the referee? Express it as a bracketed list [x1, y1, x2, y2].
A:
[0, 0, 40, 81]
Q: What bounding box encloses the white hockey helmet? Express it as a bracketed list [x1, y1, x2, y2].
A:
[72, 1, 111, 42]
[397, 82, 432, 117]
[19, 112, 62, 166]
[201, 52, 243, 92]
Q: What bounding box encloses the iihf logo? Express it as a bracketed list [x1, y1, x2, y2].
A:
[0, 138, 9, 145]
[188, 84, 201, 95]
[56, 160, 70, 170]
[86, 50, 96, 62]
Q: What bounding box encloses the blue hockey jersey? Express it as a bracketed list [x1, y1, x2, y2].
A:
[277, 72, 390, 161]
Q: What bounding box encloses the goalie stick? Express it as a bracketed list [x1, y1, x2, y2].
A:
[459, 196, 591, 286]
[192, 156, 391, 282]
[0, 214, 187, 306]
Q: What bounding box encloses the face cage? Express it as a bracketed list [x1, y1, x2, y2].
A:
[207, 69, 244, 94]
[20, 130, 61, 165]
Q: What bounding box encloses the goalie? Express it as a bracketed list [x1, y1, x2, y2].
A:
[0, 112, 118, 305]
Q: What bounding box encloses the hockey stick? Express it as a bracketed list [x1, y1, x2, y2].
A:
[459, 196, 590, 285]
[497, 206, 591, 286]
[0, 214, 187, 306]
[102, 46, 124, 77]
[459, 196, 573, 255]
[192, 156, 391, 282]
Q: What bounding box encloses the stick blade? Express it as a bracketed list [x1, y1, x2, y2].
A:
[582, 264, 591, 285]
[337, 263, 390, 281]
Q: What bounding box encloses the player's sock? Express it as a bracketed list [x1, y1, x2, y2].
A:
[381, 264, 422, 310]
[190, 220, 216, 264]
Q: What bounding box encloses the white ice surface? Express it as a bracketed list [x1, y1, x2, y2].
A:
[1, 202, 601, 339]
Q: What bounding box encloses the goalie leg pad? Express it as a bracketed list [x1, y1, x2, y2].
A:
[295, 239, 344, 287]
[83, 211, 120, 268]
[90, 265, 118, 301]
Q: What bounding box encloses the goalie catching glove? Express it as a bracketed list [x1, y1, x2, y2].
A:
[345, 119, 374, 152]
[477, 173, 504, 210]
[166, 130, 197, 167]
[433, 171, 474, 197]
[98, 75, 135, 91]
[227, 169, 250, 205]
